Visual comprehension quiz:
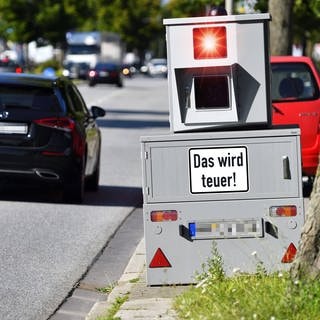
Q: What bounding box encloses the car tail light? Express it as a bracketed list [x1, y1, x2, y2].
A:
[34, 117, 85, 157]
[15, 67, 23, 73]
[34, 117, 75, 131]
[193, 26, 227, 59]
[89, 70, 96, 77]
[110, 71, 118, 77]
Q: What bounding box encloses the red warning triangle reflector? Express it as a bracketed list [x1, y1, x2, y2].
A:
[281, 243, 297, 263]
[149, 248, 172, 268]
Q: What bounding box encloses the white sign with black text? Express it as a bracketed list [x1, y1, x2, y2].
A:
[189, 147, 249, 193]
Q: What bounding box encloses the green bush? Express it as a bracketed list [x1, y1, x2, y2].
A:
[33, 59, 62, 75]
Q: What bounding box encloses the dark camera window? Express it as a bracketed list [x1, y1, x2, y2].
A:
[194, 75, 229, 109]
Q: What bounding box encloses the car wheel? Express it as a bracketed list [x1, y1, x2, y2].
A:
[63, 163, 85, 204]
[86, 151, 100, 191]
[116, 75, 123, 88]
[89, 80, 96, 87]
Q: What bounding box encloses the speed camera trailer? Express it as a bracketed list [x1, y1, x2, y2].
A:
[141, 128, 304, 285]
[141, 13, 304, 285]
[165, 14, 271, 132]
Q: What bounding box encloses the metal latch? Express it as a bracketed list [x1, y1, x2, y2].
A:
[282, 156, 291, 179]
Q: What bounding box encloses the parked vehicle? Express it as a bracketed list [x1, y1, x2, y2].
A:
[271, 56, 320, 195]
[64, 31, 123, 79]
[147, 58, 168, 77]
[122, 64, 137, 78]
[0, 59, 23, 73]
[62, 61, 89, 80]
[0, 73, 105, 203]
[88, 62, 123, 87]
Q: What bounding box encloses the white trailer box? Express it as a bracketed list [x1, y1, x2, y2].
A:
[141, 128, 304, 285]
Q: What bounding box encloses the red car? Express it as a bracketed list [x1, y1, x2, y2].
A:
[271, 56, 320, 193]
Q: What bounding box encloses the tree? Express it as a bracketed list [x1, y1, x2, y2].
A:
[163, 0, 225, 18]
[293, 0, 320, 56]
[0, 0, 93, 47]
[82, 0, 163, 62]
[290, 169, 320, 280]
[268, 0, 293, 55]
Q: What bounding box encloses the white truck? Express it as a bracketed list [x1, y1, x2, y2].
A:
[63, 31, 123, 79]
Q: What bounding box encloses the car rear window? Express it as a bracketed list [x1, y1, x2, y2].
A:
[0, 85, 61, 113]
[271, 62, 319, 102]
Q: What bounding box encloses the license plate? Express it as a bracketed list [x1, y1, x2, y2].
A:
[0, 122, 28, 134]
[99, 71, 109, 77]
[189, 218, 263, 239]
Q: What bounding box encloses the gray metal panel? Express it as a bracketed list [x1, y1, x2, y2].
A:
[141, 129, 302, 204]
[144, 197, 304, 285]
[141, 127, 301, 142]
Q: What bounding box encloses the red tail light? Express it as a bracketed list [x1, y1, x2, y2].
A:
[269, 205, 297, 217]
[151, 210, 178, 222]
[34, 117, 85, 157]
[34, 117, 75, 131]
[89, 70, 96, 77]
[15, 67, 23, 73]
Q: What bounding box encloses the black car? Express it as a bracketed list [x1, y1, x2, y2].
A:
[88, 62, 123, 87]
[0, 73, 105, 203]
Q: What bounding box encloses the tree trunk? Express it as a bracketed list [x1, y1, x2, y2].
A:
[269, 0, 293, 55]
[291, 165, 320, 280]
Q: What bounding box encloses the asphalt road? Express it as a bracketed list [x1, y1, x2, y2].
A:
[0, 75, 169, 320]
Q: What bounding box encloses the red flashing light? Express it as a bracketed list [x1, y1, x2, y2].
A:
[149, 248, 171, 268]
[281, 243, 297, 263]
[193, 27, 227, 60]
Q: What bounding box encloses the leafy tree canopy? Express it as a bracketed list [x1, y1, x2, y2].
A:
[0, 0, 319, 61]
[0, 0, 93, 46]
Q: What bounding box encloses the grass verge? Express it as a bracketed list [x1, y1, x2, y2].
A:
[174, 245, 320, 320]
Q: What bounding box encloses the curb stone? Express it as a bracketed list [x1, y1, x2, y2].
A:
[86, 238, 188, 320]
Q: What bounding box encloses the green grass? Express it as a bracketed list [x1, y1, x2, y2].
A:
[97, 283, 116, 294]
[174, 245, 320, 320]
[96, 294, 129, 320]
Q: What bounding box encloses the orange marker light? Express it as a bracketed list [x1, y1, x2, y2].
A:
[193, 27, 227, 60]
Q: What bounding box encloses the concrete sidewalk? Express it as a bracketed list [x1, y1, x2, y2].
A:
[86, 238, 189, 320]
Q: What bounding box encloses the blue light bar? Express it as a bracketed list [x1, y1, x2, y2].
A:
[189, 222, 196, 237]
